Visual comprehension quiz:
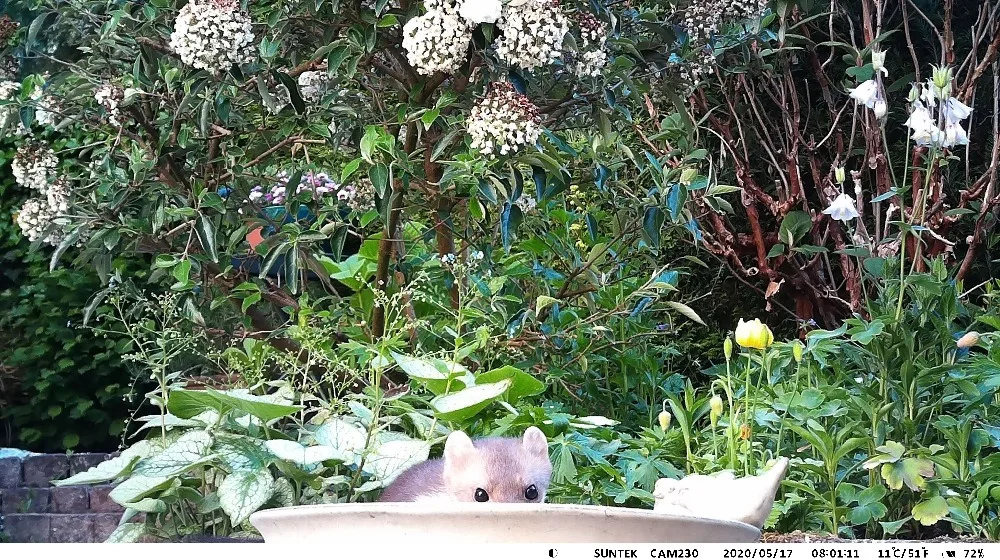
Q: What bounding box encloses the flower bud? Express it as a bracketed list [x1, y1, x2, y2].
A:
[835, 166, 846, 185]
[957, 331, 980, 349]
[932, 65, 953, 91]
[658, 410, 672, 431]
[871, 49, 887, 76]
[739, 423, 751, 440]
[873, 99, 887, 119]
[792, 340, 804, 363]
[710, 395, 723, 427]
[907, 83, 920, 103]
[734, 318, 774, 350]
[724, 337, 733, 361]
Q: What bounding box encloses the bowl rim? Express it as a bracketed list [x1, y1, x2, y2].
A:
[250, 502, 762, 535]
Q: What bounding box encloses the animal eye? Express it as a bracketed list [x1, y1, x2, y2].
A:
[475, 488, 490, 502]
[524, 485, 538, 500]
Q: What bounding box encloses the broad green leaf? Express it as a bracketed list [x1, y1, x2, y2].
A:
[219, 470, 274, 526]
[912, 496, 949, 526]
[863, 440, 906, 469]
[364, 438, 430, 484]
[879, 517, 911, 535]
[475, 365, 545, 402]
[430, 379, 512, 421]
[882, 457, 934, 491]
[122, 498, 168, 513]
[215, 435, 271, 472]
[264, 440, 348, 465]
[109, 475, 173, 505]
[391, 352, 450, 382]
[54, 439, 163, 486]
[167, 388, 301, 422]
[313, 417, 367, 458]
[271, 477, 295, 507]
[535, 295, 559, 315]
[133, 430, 213, 477]
[105, 523, 147, 543]
[779, 211, 812, 246]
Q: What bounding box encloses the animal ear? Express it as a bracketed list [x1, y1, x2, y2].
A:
[522, 426, 549, 460]
[444, 430, 477, 469]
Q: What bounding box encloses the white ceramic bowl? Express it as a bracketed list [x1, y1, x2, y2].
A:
[250, 503, 761, 543]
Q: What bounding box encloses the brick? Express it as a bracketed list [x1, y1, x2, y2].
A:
[0, 457, 21, 488]
[89, 485, 124, 513]
[92, 513, 122, 542]
[50, 486, 90, 513]
[50, 513, 96, 543]
[0, 487, 50, 514]
[22, 455, 69, 487]
[3, 513, 52, 543]
[69, 453, 109, 475]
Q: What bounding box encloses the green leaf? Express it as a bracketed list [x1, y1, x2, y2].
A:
[109, 475, 173, 505]
[364, 437, 430, 484]
[313, 417, 367, 459]
[53, 454, 138, 486]
[881, 457, 934, 491]
[766, 243, 785, 258]
[218, 469, 275, 526]
[105, 523, 147, 543]
[863, 440, 905, 469]
[779, 211, 812, 246]
[391, 352, 451, 382]
[133, 430, 213, 477]
[421, 108, 440, 126]
[122, 497, 168, 513]
[912, 496, 949, 526]
[535, 295, 559, 315]
[167, 389, 301, 423]
[665, 301, 705, 325]
[879, 517, 911, 535]
[360, 126, 380, 164]
[195, 215, 218, 262]
[475, 365, 545, 402]
[264, 439, 349, 465]
[430, 379, 513, 422]
[369, 163, 389, 199]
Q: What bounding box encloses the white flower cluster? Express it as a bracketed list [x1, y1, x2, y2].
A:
[0, 80, 22, 133]
[682, 0, 767, 42]
[495, 0, 569, 71]
[30, 83, 60, 128]
[904, 66, 973, 150]
[459, 0, 501, 24]
[169, 0, 256, 73]
[94, 84, 125, 126]
[569, 12, 607, 78]
[467, 82, 542, 157]
[12, 144, 74, 246]
[11, 142, 58, 192]
[515, 193, 538, 213]
[402, 0, 473, 76]
[297, 71, 330, 104]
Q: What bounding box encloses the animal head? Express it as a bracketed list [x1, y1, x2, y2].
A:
[441, 426, 552, 503]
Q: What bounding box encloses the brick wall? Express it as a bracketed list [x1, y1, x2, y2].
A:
[0, 453, 124, 543]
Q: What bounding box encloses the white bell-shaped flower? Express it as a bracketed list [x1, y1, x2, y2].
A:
[873, 99, 887, 119]
[848, 79, 880, 108]
[942, 97, 972, 124]
[823, 192, 860, 222]
[943, 122, 969, 147]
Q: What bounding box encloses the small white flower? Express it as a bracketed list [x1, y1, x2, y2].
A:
[848, 79, 880, 109]
[942, 97, 972, 124]
[458, 0, 501, 24]
[402, 1, 472, 76]
[467, 82, 542, 159]
[943, 122, 969, 147]
[873, 98, 887, 119]
[823, 192, 859, 222]
[495, 0, 569, 70]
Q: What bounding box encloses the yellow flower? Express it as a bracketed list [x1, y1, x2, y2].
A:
[658, 410, 672, 431]
[739, 423, 751, 440]
[709, 395, 723, 427]
[957, 331, 980, 349]
[734, 318, 774, 350]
